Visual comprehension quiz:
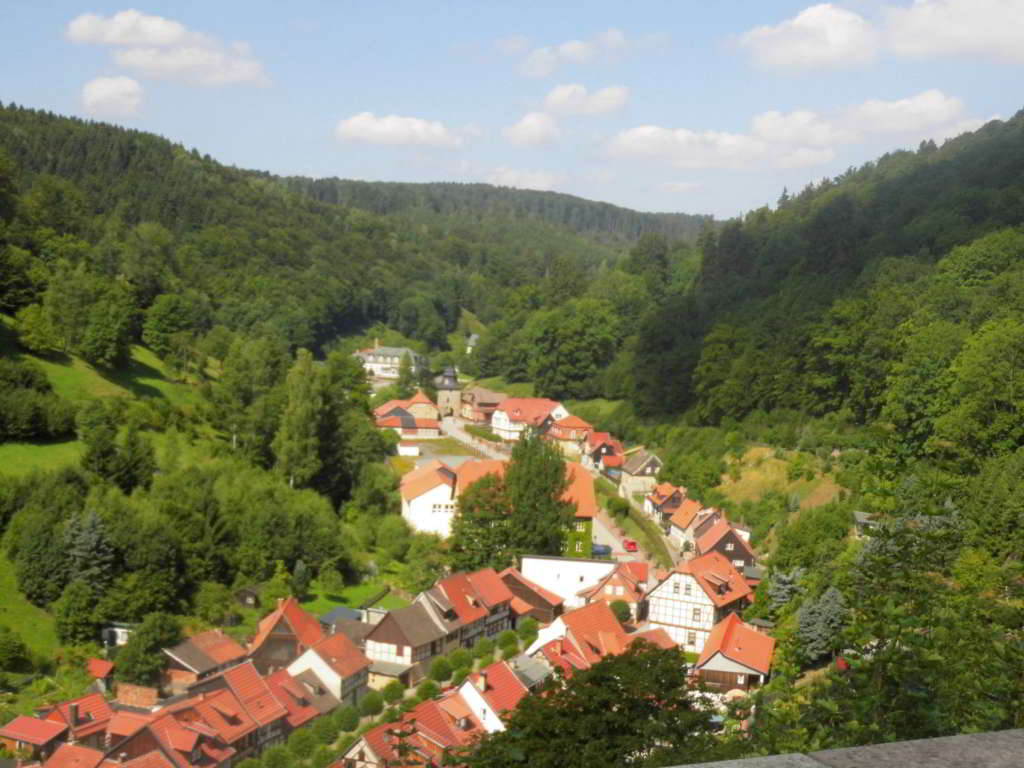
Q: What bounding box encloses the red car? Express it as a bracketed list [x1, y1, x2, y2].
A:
[623, 538, 638, 552]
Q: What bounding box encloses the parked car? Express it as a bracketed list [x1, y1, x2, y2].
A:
[592, 543, 613, 557]
[623, 538, 638, 552]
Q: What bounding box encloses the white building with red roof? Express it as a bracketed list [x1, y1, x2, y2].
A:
[287, 632, 371, 707]
[373, 390, 441, 438]
[544, 414, 592, 456]
[580, 431, 624, 473]
[456, 660, 530, 733]
[694, 613, 776, 693]
[247, 597, 325, 674]
[576, 561, 650, 621]
[645, 551, 753, 653]
[490, 398, 567, 441]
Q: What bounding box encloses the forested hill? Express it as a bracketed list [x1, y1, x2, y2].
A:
[281, 177, 712, 242]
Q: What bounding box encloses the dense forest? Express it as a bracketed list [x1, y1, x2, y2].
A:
[3, 99, 1024, 760]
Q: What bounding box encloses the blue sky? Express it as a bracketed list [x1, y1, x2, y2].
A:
[0, 1, 1020, 217]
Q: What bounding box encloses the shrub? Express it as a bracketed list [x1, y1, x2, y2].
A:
[497, 630, 518, 649]
[312, 715, 337, 744]
[262, 745, 291, 768]
[476, 653, 494, 668]
[338, 734, 356, 753]
[609, 600, 631, 624]
[335, 705, 360, 732]
[288, 728, 317, 759]
[398, 698, 417, 713]
[452, 667, 470, 686]
[359, 690, 384, 717]
[501, 646, 518, 661]
[382, 707, 401, 723]
[236, 759, 261, 768]
[429, 657, 452, 682]
[382, 680, 405, 704]
[448, 648, 472, 669]
[311, 746, 334, 768]
[472, 637, 495, 658]
[516, 617, 538, 639]
[416, 680, 440, 700]
[608, 497, 631, 519]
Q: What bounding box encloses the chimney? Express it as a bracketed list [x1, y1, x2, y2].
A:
[69, 703, 79, 726]
[475, 671, 487, 693]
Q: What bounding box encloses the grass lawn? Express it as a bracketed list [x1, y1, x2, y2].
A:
[0, 439, 84, 476]
[716, 446, 840, 510]
[300, 580, 408, 616]
[0, 554, 58, 660]
[563, 397, 626, 425]
[423, 437, 484, 456]
[463, 424, 500, 443]
[472, 376, 534, 398]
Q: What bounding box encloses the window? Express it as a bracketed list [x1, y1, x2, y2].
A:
[575, 521, 585, 532]
[683, 582, 692, 596]
[737, 674, 745, 685]
[672, 582, 680, 594]
[725, 542, 734, 551]
[606, 586, 615, 595]
[734, 559, 745, 567]
[687, 632, 696, 646]
[575, 541, 583, 553]
[692, 608, 701, 621]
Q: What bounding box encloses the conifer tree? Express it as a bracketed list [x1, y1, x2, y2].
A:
[63, 508, 116, 592]
[272, 349, 322, 488]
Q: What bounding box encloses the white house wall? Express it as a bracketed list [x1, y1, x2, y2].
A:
[647, 572, 716, 653]
[402, 484, 456, 538]
[365, 639, 412, 666]
[520, 557, 616, 609]
[287, 650, 342, 701]
[457, 681, 504, 733]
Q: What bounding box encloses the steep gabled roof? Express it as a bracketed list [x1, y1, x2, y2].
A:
[165, 630, 247, 675]
[560, 602, 628, 666]
[249, 597, 326, 655]
[696, 613, 776, 676]
[221, 662, 289, 727]
[311, 633, 371, 679]
[264, 670, 319, 730]
[42, 743, 104, 768]
[498, 567, 564, 608]
[373, 603, 447, 648]
[454, 460, 506, 494]
[85, 658, 114, 680]
[0, 716, 67, 745]
[648, 482, 685, 506]
[469, 660, 529, 716]
[437, 572, 489, 624]
[677, 552, 752, 608]
[165, 688, 256, 746]
[45, 691, 113, 739]
[562, 463, 597, 519]
[400, 460, 456, 501]
[465, 568, 514, 608]
[696, 518, 757, 561]
[585, 431, 623, 454]
[626, 628, 676, 650]
[495, 398, 561, 425]
[669, 498, 704, 530]
[622, 448, 660, 475]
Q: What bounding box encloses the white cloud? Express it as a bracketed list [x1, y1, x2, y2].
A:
[503, 112, 560, 146]
[844, 89, 964, 134]
[335, 112, 463, 147]
[661, 181, 701, 192]
[544, 84, 629, 115]
[926, 115, 998, 143]
[884, 0, 1024, 64]
[741, 4, 879, 70]
[81, 76, 143, 118]
[66, 10, 268, 86]
[608, 89, 978, 170]
[520, 27, 629, 77]
[487, 166, 561, 191]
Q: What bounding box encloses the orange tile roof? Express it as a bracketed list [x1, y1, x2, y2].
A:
[172, 689, 255, 745]
[188, 630, 248, 666]
[498, 567, 564, 608]
[311, 633, 371, 678]
[85, 658, 114, 679]
[679, 552, 752, 608]
[560, 602, 628, 666]
[554, 414, 592, 431]
[695, 518, 756, 560]
[496, 398, 561, 425]
[106, 711, 153, 740]
[45, 692, 113, 739]
[249, 597, 326, 655]
[585, 431, 623, 453]
[669, 498, 703, 530]
[562, 462, 597, 519]
[399, 460, 456, 501]
[466, 568, 514, 607]
[697, 613, 775, 676]
[648, 482, 684, 506]
[437, 572, 488, 624]
[508, 596, 534, 615]
[264, 670, 318, 730]
[627, 628, 676, 650]
[407, 390, 435, 406]
[375, 414, 440, 431]
[455, 459, 506, 494]
[470, 660, 529, 716]
[118, 752, 176, 768]
[43, 743, 104, 768]
[0, 716, 67, 745]
[602, 454, 624, 468]
[222, 662, 289, 727]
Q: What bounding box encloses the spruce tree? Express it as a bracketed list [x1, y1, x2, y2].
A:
[272, 349, 322, 488]
[63, 508, 116, 592]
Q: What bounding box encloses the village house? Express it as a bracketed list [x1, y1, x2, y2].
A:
[247, 597, 325, 674]
[104, 710, 236, 768]
[490, 398, 567, 441]
[373, 390, 441, 439]
[669, 504, 722, 552]
[459, 385, 507, 424]
[694, 517, 758, 570]
[694, 613, 776, 693]
[187, 662, 289, 755]
[162, 630, 248, 694]
[544, 414, 592, 457]
[618, 447, 663, 499]
[160, 687, 259, 762]
[498, 567, 565, 625]
[264, 669, 326, 734]
[41, 743, 106, 768]
[456, 660, 530, 734]
[645, 551, 753, 653]
[38, 691, 113, 750]
[416, 568, 515, 648]
[580, 431, 624, 475]
[576, 561, 650, 621]
[286, 633, 371, 708]
[353, 344, 426, 380]
[0, 716, 67, 762]
[85, 658, 115, 693]
[644, 482, 687, 528]
[563, 462, 597, 558]
[362, 603, 446, 686]
[433, 366, 461, 417]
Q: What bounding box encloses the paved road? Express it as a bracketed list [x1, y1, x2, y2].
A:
[441, 416, 509, 460]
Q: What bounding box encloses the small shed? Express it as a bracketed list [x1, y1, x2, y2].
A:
[235, 586, 261, 609]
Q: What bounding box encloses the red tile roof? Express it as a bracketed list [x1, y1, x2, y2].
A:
[455, 459, 506, 494]
[118, 752, 177, 768]
[249, 597, 325, 655]
[469, 660, 529, 716]
[43, 743, 104, 768]
[165, 689, 254, 746]
[508, 596, 534, 616]
[0, 715, 67, 745]
[560, 602, 628, 666]
[437, 572, 488, 624]
[585, 431, 623, 454]
[45, 692, 113, 739]
[106, 711, 153, 740]
[85, 658, 114, 679]
[648, 482, 685, 506]
[222, 662, 289, 727]
[356, 693, 483, 765]
[311, 633, 371, 678]
[498, 567, 564, 608]
[265, 670, 318, 730]
[399, 460, 456, 501]
[695, 519, 757, 561]
[496, 398, 561, 425]
[602, 454, 623, 468]
[373, 390, 437, 418]
[563, 462, 597, 519]
[697, 613, 776, 676]
[669, 498, 703, 530]
[466, 568, 514, 608]
[678, 552, 752, 608]
[626, 628, 676, 650]
[188, 630, 248, 666]
[375, 414, 440, 431]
